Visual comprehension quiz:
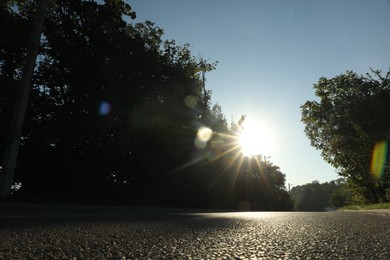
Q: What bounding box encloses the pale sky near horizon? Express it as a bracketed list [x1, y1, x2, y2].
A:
[127, 0, 390, 187]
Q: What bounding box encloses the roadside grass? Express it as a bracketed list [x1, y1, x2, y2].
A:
[340, 203, 390, 210]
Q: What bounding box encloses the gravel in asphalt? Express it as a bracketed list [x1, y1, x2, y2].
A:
[0, 206, 389, 259]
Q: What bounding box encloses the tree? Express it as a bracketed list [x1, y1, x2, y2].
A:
[301, 69, 390, 203]
[228, 155, 292, 211]
[1, 0, 293, 210]
[0, 0, 217, 202]
[291, 180, 342, 211]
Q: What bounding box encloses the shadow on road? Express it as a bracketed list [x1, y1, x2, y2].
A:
[0, 203, 252, 231]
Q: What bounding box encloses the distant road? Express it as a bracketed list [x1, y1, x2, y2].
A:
[0, 204, 389, 259]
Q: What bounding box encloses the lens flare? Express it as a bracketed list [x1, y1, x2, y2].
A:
[194, 138, 207, 149]
[370, 141, 388, 178]
[197, 127, 213, 142]
[99, 101, 111, 116]
[195, 127, 213, 149]
[184, 95, 198, 108]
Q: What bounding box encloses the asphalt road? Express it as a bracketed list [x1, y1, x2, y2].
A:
[0, 205, 389, 259]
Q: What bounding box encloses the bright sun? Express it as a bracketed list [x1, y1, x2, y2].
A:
[238, 120, 274, 157]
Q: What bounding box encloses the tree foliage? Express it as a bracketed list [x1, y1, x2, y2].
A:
[291, 180, 347, 211]
[233, 155, 293, 210]
[0, 0, 292, 210]
[301, 70, 390, 203]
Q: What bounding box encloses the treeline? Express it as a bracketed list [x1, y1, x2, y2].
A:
[0, 0, 292, 210]
[291, 178, 390, 211]
[290, 179, 350, 211]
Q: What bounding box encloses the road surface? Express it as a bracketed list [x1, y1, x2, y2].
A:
[0, 204, 389, 259]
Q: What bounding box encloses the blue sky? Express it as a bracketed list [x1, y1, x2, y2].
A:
[127, 0, 390, 186]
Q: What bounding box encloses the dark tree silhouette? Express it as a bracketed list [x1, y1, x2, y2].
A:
[1, 0, 293, 210]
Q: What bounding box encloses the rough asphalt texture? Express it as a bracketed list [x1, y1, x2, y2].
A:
[0, 205, 389, 259]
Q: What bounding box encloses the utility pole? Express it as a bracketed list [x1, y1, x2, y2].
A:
[288, 183, 293, 194]
[198, 56, 208, 122]
[237, 115, 246, 129]
[0, 0, 48, 199]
